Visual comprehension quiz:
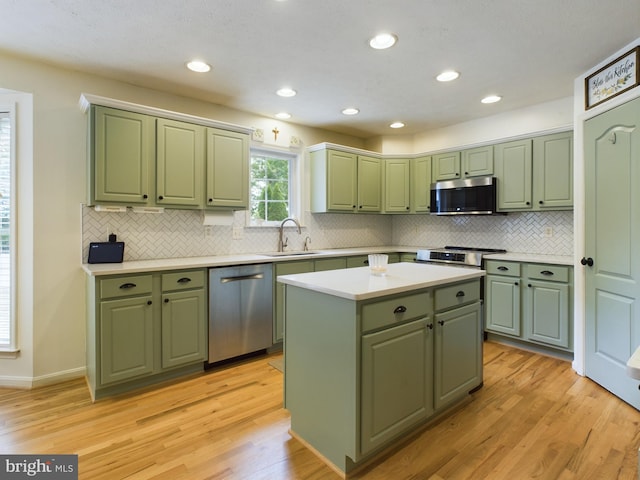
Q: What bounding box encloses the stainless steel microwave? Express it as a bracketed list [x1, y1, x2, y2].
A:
[430, 176, 498, 215]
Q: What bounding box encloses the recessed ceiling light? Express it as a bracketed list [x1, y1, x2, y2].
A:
[275, 112, 291, 119]
[389, 122, 405, 129]
[342, 107, 360, 115]
[369, 33, 397, 50]
[276, 87, 297, 97]
[436, 70, 460, 82]
[481, 95, 502, 104]
[186, 60, 211, 73]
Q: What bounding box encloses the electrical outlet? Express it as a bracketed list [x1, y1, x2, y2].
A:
[544, 226, 553, 237]
[232, 227, 244, 240]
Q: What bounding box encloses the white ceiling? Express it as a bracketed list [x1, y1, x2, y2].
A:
[1, 0, 638, 138]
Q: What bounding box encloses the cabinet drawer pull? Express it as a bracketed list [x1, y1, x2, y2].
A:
[455, 291, 465, 297]
[177, 277, 192, 284]
[393, 305, 407, 314]
[540, 270, 554, 276]
[497, 266, 509, 271]
[119, 282, 137, 289]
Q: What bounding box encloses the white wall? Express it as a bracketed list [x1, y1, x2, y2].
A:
[376, 96, 574, 155]
[0, 51, 367, 387]
[571, 38, 640, 375]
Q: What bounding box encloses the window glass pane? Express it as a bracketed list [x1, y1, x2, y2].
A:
[0, 114, 11, 346]
[250, 151, 292, 223]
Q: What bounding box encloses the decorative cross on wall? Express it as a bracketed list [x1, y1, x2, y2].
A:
[272, 127, 279, 141]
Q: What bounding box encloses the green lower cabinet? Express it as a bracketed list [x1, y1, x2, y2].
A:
[274, 260, 314, 343]
[485, 274, 521, 336]
[161, 288, 207, 369]
[284, 278, 481, 475]
[434, 301, 482, 409]
[314, 257, 347, 271]
[361, 317, 433, 455]
[87, 269, 207, 399]
[524, 276, 571, 350]
[100, 295, 154, 385]
[484, 260, 573, 352]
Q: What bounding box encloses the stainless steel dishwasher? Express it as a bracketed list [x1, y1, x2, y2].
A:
[208, 264, 273, 364]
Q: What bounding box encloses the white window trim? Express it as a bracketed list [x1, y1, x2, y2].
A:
[0, 106, 17, 353]
[246, 144, 302, 227]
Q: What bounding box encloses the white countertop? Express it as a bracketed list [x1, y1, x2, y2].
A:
[82, 246, 421, 276]
[484, 252, 574, 266]
[277, 262, 485, 301]
[627, 346, 640, 380]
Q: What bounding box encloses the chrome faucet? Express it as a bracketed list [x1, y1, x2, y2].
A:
[278, 217, 302, 252]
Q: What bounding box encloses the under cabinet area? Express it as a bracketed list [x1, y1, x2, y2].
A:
[86, 100, 250, 210]
[86, 268, 207, 400]
[485, 259, 573, 353]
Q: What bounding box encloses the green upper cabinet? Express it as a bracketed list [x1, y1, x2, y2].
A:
[495, 132, 573, 212]
[532, 132, 573, 210]
[156, 118, 205, 208]
[92, 106, 154, 205]
[411, 156, 432, 213]
[205, 128, 249, 209]
[383, 158, 410, 213]
[461, 145, 493, 178]
[432, 151, 461, 181]
[88, 102, 250, 210]
[357, 155, 382, 212]
[310, 148, 380, 213]
[494, 138, 533, 211]
[310, 149, 357, 212]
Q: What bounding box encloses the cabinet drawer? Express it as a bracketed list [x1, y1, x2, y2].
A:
[434, 280, 480, 311]
[362, 292, 431, 333]
[162, 269, 206, 291]
[526, 264, 570, 282]
[485, 260, 521, 277]
[100, 275, 153, 299]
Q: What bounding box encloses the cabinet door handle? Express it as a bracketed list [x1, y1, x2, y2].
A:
[393, 305, 407, 314]
[528, 283, 532, 288]
[540, 270, 554, 276]
[164, 298, 169, 303]
[497, 266, 509, 271]
[177, 277, 192, 284]
[426, 323, 434, 330]
[158, 195, 164, 200]
[539, 200, 544, 205]
[455, 291, 465, 297]
[119, 282, 137, 289]
[208, 198, 213, 203]
[147, 300, 152, 305]
[438, 320, 445, 326]
[142, 194, 148, 199]
[515, 282, 519, 286]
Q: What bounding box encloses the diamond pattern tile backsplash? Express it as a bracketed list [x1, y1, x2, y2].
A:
[81, 206, 572, 262]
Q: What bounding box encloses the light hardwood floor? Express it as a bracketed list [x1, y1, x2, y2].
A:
[0, 342, 638, 479]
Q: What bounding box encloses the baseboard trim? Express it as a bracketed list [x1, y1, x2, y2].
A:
[0, 367, 86, 389]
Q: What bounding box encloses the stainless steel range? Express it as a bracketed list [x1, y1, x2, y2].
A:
[416, 246, 506, 269]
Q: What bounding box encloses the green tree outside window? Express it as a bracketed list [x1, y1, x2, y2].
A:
[250, 153, 290, 222]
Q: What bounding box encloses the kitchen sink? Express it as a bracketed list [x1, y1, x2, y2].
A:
[258, 251, 320, 257]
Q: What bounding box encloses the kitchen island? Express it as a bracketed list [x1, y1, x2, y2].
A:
[278, 262, 485, 477]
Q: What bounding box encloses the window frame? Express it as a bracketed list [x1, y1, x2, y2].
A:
[247, 145, 301, 227]
[0, 107, 16, 352]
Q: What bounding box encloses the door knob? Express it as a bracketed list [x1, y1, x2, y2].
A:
[581, 257, 594, 267]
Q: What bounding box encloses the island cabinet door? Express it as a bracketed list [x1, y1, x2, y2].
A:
[360, 317, 433, 455]
[434, 302, 482, 410]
